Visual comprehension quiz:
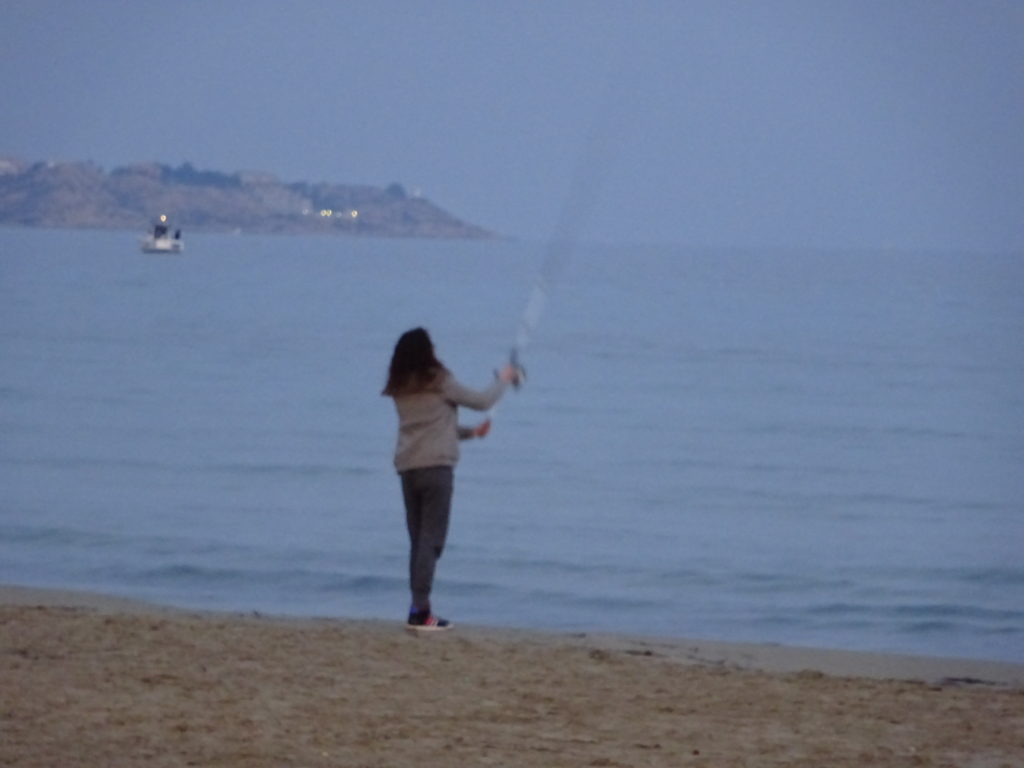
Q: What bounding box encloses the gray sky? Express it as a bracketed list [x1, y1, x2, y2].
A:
[3, 1, 1022, 250]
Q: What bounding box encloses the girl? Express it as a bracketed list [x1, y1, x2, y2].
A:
[382, 327, 520, 631]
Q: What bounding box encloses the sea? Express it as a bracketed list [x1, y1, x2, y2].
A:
[2, 227, 1022, 663]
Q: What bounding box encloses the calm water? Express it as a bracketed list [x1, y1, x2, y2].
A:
[2, 227, 1022, 662]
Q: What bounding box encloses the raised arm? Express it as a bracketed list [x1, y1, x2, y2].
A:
[443, 375, 508, 412]
[443, 365, 521, 411]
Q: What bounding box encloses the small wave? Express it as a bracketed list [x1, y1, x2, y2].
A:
[805, 602, 875, 617]
[319, 573, 405, 592]
[881, 424, 972, 441]
[958, 567, 1024, 587]
[890, 603, 1024, 622]
[479, 554, 625, 578]
[128, 562, 402, 594]
[1, 455, 170, 472]
[734, 572, 854, 594]
[806, 601, 1024, 623]
[902, 621, 959, 634]
[196, 461, 354, 478]
[0, 523, 121, 549]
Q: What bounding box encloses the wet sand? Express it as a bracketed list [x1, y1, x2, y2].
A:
[2, 585, 1022, 767]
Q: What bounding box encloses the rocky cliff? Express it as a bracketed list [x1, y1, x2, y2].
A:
[0, 158, 494, 239]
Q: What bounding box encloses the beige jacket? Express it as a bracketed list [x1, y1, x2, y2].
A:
[389, 371, 508, 472]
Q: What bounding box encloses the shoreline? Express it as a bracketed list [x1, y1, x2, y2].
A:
[3, 583, 1022, 687]
[3, 583, 1023, 767]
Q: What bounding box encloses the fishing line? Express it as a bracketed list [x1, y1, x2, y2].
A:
[513, 109, 622, 363]
[489, 104, 626, 419]
[484, 26, 634, 419]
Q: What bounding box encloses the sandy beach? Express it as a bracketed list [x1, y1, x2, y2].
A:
[2, 585, 1022, 767]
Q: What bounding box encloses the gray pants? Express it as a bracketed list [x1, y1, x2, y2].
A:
[400, 466, 453, 612]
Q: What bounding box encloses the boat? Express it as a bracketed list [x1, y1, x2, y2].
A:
[140, 215, 184, 253]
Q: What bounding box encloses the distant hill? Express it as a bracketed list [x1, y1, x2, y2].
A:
[0, 157, 494, 239]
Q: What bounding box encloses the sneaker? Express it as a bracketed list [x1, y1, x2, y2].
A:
[406, 610, 452, 632]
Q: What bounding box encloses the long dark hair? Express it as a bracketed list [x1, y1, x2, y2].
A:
[382, 327, 446, 396]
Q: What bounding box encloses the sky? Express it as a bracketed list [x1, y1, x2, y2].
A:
[2, 1, 1022, 251]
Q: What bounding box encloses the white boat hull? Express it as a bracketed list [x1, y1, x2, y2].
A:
[140, 236, 184, 253]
